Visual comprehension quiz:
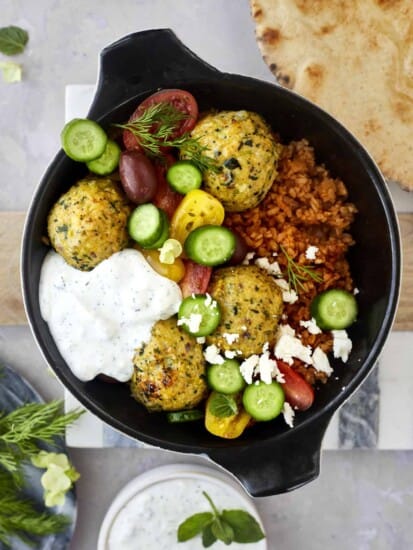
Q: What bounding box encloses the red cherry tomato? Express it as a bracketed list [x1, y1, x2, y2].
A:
[277, 360, 315, 411]
[123, 89, 199, 150]
[179, 260, 212, 298]
[152, 155, 182, 219]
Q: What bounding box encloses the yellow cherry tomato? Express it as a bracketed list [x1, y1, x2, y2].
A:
[139, 248, 186, 283]
[170, 189, 225, 245]
[205, 394, 251, 439]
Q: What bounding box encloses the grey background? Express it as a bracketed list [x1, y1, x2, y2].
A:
[1, 1, 413, 549]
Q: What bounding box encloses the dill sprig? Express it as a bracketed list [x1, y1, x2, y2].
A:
[115, 101, 219, 173]
[0, 400, 83, 485]
[280, 244, 323, 294]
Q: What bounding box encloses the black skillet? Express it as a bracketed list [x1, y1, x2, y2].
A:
[21, 29, 401, 497]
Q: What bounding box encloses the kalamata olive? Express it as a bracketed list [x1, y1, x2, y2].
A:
[119, 150, 158, 204]
[226, 230, 249, 265]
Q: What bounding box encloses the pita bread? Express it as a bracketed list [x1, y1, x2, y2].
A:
[250, 0, 413, 190]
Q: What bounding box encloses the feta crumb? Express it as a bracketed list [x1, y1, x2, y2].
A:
[299, 318, 322, 335]
[312, 347, 333, 376]
[224, 350, 237, 359]
[353, 287, 360, 295]
[239, 355, 259, 384]
[222, 332, 240, 345]
[242, 252, 255, 265]
[277, 324, 296, 338]
[254, 257, 282, 276]
[305, 245, 319, 260]
[196, 337, 206, 344]
[274, 278, 299, 304]
[177, 313, 202, 333]
[255, 350, 277, 384]
[204, 345, 225, 365]
[282, 402, 295, 428]
[274, 334, 313, 365]
[204, 293, 213, 307]
[241, 325, 247, 331]
[281, 314, 288, 320]
[331, 330, 352, 363]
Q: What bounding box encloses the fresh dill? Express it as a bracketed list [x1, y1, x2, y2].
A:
[115, 102, 219, 173]
[0, 396, 83, 546]
[279, 244, 323, 294]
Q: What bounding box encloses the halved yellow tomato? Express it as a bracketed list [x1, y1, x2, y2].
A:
[139, 248, 185, 283]
[170, 189, 225, 245]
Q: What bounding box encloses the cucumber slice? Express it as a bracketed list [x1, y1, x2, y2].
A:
[166, 161, 202, 194]
[207, 359, 245, 394]
[178, 294, 221, 337]
[184, 225, 236, 266]
[86, 139, 121, 175]
[242, 381, 284, 421]
[166, 410, 204, 423]
[310, 288, 358, 330]
[142, 210, 169, 250]
[61, 118, 108, 162]
[128, 204, 164, 247]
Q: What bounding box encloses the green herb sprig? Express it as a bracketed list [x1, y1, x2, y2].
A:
[178, 491, 265, 547]
[0, 400, 83, 485]
[115, 102, 219, 173]
[280, 244, 323, 294]
[0, 26, 29, 56]
[208, 393, 238, 418]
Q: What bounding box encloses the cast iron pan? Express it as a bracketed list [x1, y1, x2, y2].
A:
[21, 29, 401, 497]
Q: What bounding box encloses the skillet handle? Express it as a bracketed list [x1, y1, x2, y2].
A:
[87, 29, 220, 120]
[208, 414, 332, 497]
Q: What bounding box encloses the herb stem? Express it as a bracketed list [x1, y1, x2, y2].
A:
[279, 244, 323, 294]
[202, 491, 220, 517]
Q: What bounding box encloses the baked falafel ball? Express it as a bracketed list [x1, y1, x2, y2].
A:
[47, 177, 132, 271]
[206, 265, 283, 356]
[190, 110, 281, 212]
[131, 318, 207, 412]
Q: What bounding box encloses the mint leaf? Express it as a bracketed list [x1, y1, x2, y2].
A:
[211, 517, 234, 545]
[208, 392, 238, 418]
[202, 524, 217, 547]
[221, 509, 265, 543]
[177, 512, 213, 542]
[0, 26, 29, 56]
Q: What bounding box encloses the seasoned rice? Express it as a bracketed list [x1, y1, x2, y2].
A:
[225, 139, 357, 384]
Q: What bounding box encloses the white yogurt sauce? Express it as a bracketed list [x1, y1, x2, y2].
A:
[39, 248, 182, 382]
[107, 477, 264, 550]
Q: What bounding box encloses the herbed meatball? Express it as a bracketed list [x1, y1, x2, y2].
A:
[47, 177, 132, 271]
[190, 110, 282, 212]
[206, 265, 283, 357]
[131, 318, 207, 412]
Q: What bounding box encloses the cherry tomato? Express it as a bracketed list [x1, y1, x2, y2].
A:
[152, 156, 182, 219]
[179, 260, 212, 298]
[205, 393, 251, 439]
[119, 150, 158, 204]
[141, 249, 185, 283]
[277, 360, 315, 411]
[123, 89, 199, 150]
[170, 189, 225, 245]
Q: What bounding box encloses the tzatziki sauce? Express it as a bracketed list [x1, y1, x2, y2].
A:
[106, 477, 265, 549]
[39, 248, 182, 382]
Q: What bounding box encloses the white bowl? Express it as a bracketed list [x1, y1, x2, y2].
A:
[98, 463, 267, 550]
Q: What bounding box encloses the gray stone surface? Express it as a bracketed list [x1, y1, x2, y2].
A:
[2, 1, 413, 549]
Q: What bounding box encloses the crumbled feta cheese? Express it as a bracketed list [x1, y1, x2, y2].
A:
[242, 252, 255, 265]
[241, 325, 247, 331]
[282, 402, 295, 428]
[281, 314, 288, 321]
[353, 287, 360, 295]
[196, 336, 206, 344]
[255, 350, 277, 384]
[274, 334, 313, 365]
[305, 245, 319, 260]
[177, 313, 202, 334]
[299, 318, 322, 335]
[239, 355, 259, 384]
[277, 324, 296, 338]
[274, 278, 299, 304]
[254, 257, 282, 276]
[223, 332, 240, 345]
[204, 345, 225, 365]
[224, 350, 237, 359]
[312, 347, 333, 376]
[204, 293, 213, 307]
[332, 330, 352, 363]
